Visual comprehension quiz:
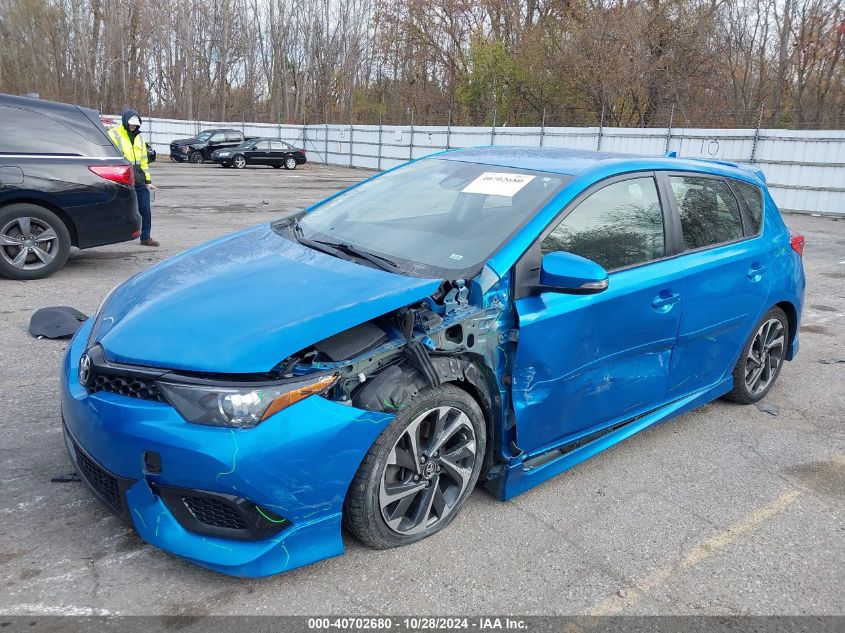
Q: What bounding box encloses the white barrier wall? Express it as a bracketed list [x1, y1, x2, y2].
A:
[134, 117, 845, 215]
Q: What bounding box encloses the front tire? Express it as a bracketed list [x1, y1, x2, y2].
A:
[724, 307, 789, 404]
[0, 204, 71, 280]
[345, 384, 486, 549]
[189, 151, 204, 164]
[232, 155, 247, 169]
[284, 156, 298, 170]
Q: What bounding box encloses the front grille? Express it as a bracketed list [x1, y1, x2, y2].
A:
[182, 495, 249, 530]
[88, 372, 166, 402]
[72, 440, 122, 514]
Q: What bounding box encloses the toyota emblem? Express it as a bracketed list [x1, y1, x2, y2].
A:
[78, 353, 92, 386]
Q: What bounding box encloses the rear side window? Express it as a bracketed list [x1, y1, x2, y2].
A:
[541, 176, 665, 270]
[669, 176, 744, 250]
[0, 105, 100, 156]
[731, 180, 764, 235]
[270, 141, 287, 151]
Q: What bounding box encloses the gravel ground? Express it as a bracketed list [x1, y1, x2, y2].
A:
[0, 161, 843, 616]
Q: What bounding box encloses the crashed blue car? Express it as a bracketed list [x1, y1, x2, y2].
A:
[61, 147, 805, 577]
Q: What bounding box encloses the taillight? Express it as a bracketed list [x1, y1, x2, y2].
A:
[790, 231, 805, 257]
[89, 165, 134, 186]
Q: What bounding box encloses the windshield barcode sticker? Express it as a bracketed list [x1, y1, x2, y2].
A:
[462, 172, 535, 197]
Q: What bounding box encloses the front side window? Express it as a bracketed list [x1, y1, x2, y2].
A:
[255, 140, 271, 150]
[297, 158, 568, 277]
[541, 177, 665, 271]
[730, 180, 764, 235]
[209, 133, 225, 143]
[670, 176, 744, 249]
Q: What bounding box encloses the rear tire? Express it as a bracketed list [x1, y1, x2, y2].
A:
[724, 307, 789, 404]
[284, 156, 297, 170]
[344, 384, 486, 550]
[0, 204, 71, 280]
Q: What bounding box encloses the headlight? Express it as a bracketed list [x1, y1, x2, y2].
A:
[180, 145, 191, 152]
[157, 373, 339, 428]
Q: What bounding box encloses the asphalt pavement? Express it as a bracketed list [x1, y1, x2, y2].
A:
[0, 161, 842, 616]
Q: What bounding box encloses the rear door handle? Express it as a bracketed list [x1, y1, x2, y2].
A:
[747, 264, 767, 281]
[652, 291, 681, 313]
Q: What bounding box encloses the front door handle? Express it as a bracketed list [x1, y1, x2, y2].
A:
[652, 291, 681, 313]
[747, 264, 767, 281]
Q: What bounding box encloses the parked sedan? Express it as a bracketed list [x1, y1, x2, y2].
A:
[211, 138, 306, 170]
[62, 147, 804, 577]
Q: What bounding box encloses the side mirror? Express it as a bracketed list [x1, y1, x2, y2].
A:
[251, 145, 258, 150]
[539, 251, 609, 294]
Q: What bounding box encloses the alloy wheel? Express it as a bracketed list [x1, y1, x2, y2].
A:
[285, 157, 297, 170]
[378, 405, 477, 536]
[233, 156, 246, 169]
[744, 318, 785, 395]
[0, 216, 59, 271]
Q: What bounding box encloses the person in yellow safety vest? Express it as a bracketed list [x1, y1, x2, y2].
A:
[108, 109, 159, 247]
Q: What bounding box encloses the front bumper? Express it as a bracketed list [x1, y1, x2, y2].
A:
[61, 320, 394, 577]
[169, 148, 190, 161]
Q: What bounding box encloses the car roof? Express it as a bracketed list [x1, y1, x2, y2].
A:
[0, 92, 99, 120]
[436, 146, 766, 184]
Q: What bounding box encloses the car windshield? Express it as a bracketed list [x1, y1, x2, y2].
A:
[297, 158, 568, 278]
[195, 131, 213, 141]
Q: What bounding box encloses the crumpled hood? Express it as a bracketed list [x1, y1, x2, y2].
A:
[93, 225, 441, 373]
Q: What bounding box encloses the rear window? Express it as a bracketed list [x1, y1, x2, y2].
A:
[730, 180, 764, 235]
[0, 105, 114, 156]
[669, 176, 744, 250]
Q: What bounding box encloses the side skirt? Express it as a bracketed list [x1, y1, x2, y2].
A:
[492, 378, 732, 501]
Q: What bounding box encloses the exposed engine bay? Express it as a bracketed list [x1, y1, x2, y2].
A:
[274, 274, 517, 474]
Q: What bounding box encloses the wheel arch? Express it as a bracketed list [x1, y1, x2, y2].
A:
[0, 197, 79, 246]
[774, 300, 799, 360]
[351, 354, 499, 482]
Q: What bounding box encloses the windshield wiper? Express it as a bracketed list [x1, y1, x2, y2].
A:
[287, 218, 399, 272]
[331, 242, 399, 272]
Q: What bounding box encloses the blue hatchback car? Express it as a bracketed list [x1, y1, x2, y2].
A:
[61, 147, 805, 577]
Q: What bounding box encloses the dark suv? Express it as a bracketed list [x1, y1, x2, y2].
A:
[0, 94, 141, 280]
[169, 129, 257, 163]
